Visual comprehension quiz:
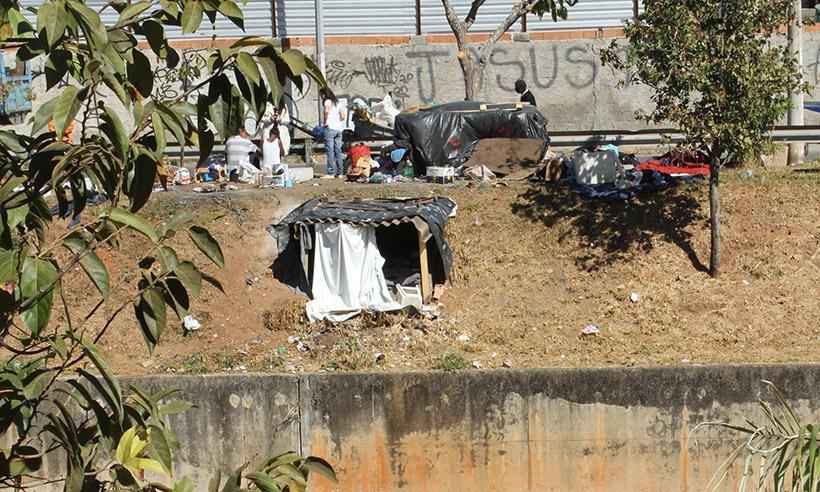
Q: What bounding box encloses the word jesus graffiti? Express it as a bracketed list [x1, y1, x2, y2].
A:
[407, 44, 598, 102]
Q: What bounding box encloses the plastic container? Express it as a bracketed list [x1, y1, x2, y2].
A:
[402, 161, 415, 178]
[395, 285, 423, 309]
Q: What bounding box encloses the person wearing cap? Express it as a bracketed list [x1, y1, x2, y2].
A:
[514, 79, 536, 107]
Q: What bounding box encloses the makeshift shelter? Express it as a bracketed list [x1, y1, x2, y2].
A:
[393, 102, 550, 172]
[269, 197, 457, 322]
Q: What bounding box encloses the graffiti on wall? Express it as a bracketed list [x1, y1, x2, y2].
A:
[326, 55, 413, 107]
[319, 44, 602, 108]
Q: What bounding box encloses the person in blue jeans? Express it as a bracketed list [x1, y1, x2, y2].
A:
[321, 88, 347, 177]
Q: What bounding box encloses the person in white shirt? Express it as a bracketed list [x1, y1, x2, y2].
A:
[262, 126, 286, 175]
[321, 88, 347, 177]
[225, 128, 260, 182]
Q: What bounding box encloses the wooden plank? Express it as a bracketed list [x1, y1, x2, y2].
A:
[418, 232, 432, 304]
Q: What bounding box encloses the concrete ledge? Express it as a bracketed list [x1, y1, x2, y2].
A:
[35, 365, 820, 491]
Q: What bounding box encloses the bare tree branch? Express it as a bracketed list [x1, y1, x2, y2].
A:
[441, 0, 466, 43]
[465, 0, 486, 29]
[478, 0, 533, 65]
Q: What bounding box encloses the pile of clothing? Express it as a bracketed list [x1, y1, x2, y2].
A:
[344, 142, 416, 184]
[533, 145, 706, 201]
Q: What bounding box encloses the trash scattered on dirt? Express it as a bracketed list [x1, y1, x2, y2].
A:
[464, 165, 497, 182]
[581, 324, 600, 336]
[183, 315, 201, 331]
[502, 360, 513, 368]
[471, 361, 482, 369]
[629, 292, 640, 303]
[375, 352, 386, 364]
[246, 276, 260, 287]
[456, 334, 471, 343]
[741, 169, 754, 179]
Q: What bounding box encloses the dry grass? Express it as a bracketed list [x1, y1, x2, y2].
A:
[76, 165, 820, 375]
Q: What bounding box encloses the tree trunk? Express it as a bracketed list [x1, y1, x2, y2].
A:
[458, 52, 478, 100]
[709, 158, 721, 277]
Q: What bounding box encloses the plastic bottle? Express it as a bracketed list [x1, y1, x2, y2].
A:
[403, 161, 415, 178]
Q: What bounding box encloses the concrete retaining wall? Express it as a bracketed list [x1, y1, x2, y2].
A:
[100, 365, 820, 491]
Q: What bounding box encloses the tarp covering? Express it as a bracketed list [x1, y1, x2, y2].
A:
[269, 197, 457, 299]
[393, 102, 550, 171]
[306, 223, 406, 322]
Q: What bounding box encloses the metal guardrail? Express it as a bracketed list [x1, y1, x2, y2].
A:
[164, 125, 820, 160]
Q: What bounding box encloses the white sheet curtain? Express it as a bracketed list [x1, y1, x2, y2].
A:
[306, 223, 404, 322]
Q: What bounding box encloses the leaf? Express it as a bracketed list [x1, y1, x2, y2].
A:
[257, 55, 283, 104]
[158, 246, 180, 272]
[44, 50, 70, 90]
[174, 262, 202, 297]
[202, 271, 224, 293]
[67, 0, 108, 46]
[19, 257, 58, 337]
[181, 0, 204, 34]
[149, 425, 174, 476]
[103, 207, 159, 242]
[31, 96, 59, 134]
[101, 105, 129, 160]
[7, 203, 29, 230]
[280, 49, 309, 77]
[116, 1, 152, 27]
[197, 129, 215, 166]
[129, 152, 157, 213]
[142, 19, 166, 58]
[162, 277, 189, 318]
[102, 71, 129, 107]
[8, 445, 43, 477]
[22, 370, 52, 400]
[0, 249, 19, 284]
[236, 52, 261, 86]
[160, 211, 193, 239]
[151, 111, 167, 156]
[156, 105, 187, 146]
[135, 287, 167, 351]
[37, 2, 66, 48]
[188, 226, 224, 268]
[128, 51, 153, 98]
[52, 86, 82, 140]
[82, 341, 125, 420]
[63, 235, 110, 297]
[246, 472, 281, 492]
[216, 0, 243, 29]
[302, 456, 337, 483]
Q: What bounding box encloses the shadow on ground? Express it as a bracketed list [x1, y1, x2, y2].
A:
[511, 182, 707, 272]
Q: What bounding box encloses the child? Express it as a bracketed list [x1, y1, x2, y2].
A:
[262, 126, 286, 175]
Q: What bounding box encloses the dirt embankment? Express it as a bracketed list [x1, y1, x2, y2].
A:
[54, 168, 820, 375]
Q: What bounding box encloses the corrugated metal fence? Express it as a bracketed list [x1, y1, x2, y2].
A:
[278, 0, 637, 37]
[20, 0, 636, 39]
[19, 0, 273, 38]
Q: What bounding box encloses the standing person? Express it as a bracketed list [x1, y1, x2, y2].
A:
[225, 127, 260, 183]
[320, 88, 347, 178]
[514, 79, 536, 107]
[262, 126, 286, 175]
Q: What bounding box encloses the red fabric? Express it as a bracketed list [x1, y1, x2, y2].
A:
[349, 144, 371, 166]
[638, 160, 711, 176]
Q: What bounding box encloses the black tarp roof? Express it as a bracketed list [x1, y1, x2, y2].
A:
[393, 102, 550, 171]
[268, 197, 457, 297]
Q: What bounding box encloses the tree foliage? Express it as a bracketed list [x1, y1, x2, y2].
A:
[600, 0, 809, 276]
[441, 0, 577, 100]
[0, 0, 330, 489]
